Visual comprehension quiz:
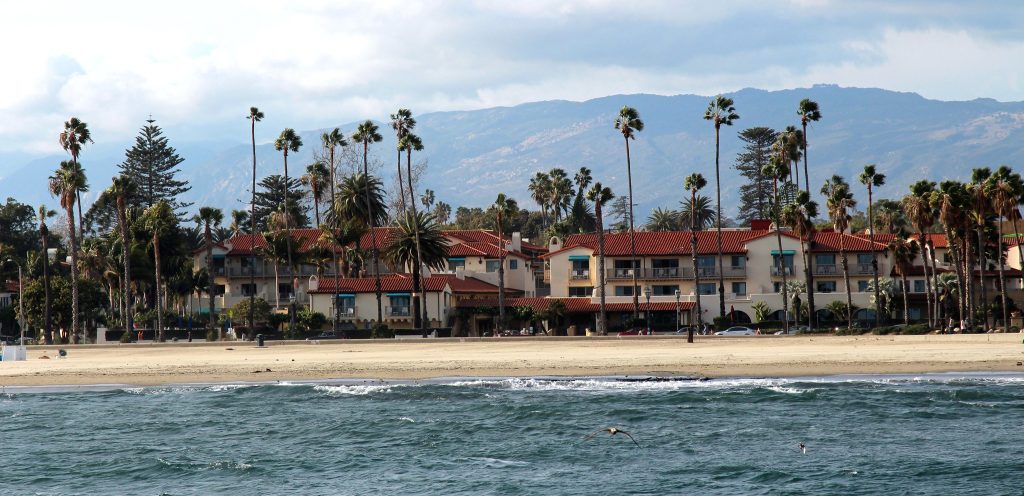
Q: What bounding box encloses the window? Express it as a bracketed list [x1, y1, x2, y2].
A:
[652, 285, 678, 296]
[240, 284, 257, 297]
[278, 283, 293, 298]
[816, 281, 837, 293]
[731, 282, 746, 296]
[509, 259, 518, 270]
[569, 287, 592, 297]
[448, 258, 466, 271]
[571, 260, 589, 270]
[614, 286, 634, 297]
[730, 255, 745, 268]
[214, 284, 226, 296]
[614, 259, 640, 269]
[913, 280, 925, 293]
[697, 256, 715, 268]
[772, 254, 795, 268]
[485, 260, 501, 272]
[335, 295, 356, 316]
[908, 307, 922, 320]
[858, 281, 870, 292]
[388, 295, 411, 316]
[698, 283, 716, 295]
[815, 254, 836, 265]
[652, 259, 679, 268]
[857, 253, 874, 265]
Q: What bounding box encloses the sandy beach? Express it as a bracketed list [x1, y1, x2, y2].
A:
[1, 334, 1023, 387]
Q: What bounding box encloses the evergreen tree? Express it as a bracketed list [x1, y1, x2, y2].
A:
[117, 118, 192, 216]
[252, 175, 309, 231]
[609, 196, 632, 233]
[734, 127, 777, 226]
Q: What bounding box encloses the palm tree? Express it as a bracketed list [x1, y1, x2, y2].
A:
[797, 99, 821, 195]
[49, 160, 87, 343]
[762, 157, 791, 333]
[317, 219, 363, 331]
[302, 161, 330, 227]
[351, 120, 385, 323]
[859, 164, 886, 326]
[821, 175, 857, 329]
[684, 173, 707, 342]
[274, 128, 303, 333]
[548, 168, 573, 222]
[400, 132, 427, 331]
[782, 191, 819, 329]
[586, 182, 614, 335]
[645, 207, 679, 231]
[257, 232, 291, 311]
[386, 211, 449, 334]
[109, 176, 137, 334]
[678, 195, 715, 231]
[987, 174, 1014, 329]
[141, 201, 176, 342]
[493, 193, 517, 330]
[321, 127, 347, 333]
[391, 109, 416, 212]
[888, 234, 920, 325]
[934, 181, 969, 324]
[529, 172, 552, 232]
[704, 95, 739, 320]
[59, 117, 94, 236]
[421, 189, 435, 212]
[247, 107, 264, 336]
[969, 167, 992, 329]
[37, 204, 57, 340]
[229, 210, 249, 235]
[904, 181, 938, 328]
[194, 207, 224, 339]
[614, 106, 645, 319]
[782, 125, 803, 188]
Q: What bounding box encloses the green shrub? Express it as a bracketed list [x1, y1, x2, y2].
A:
[899, 324, 930, 335]
[297, 309, 328, 332]
[267, 313, 289, 330]
[870, 326, 895, 335]
[371, 324, 394, 339]
[119, 331, 134, 343]
[205, 329, 218, 341]
[835, 327, 867, 336]
[713, 316, 732, 330]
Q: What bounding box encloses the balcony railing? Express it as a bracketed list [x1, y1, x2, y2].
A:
[336, 306, 357, 319]
[813, 264, 838, 276]
[569, 269, 591, 280]
[386, 306, 411, 318]
[609, 268, 639, 279]
[606, 266, 747, 280]
[771, 266, 795, 276]
[651, 267, 680, 279]
[853, 263, 875, 275]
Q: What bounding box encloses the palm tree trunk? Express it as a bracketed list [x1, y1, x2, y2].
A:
[596, 202, 607, 335]
[249, 118, 257, 338]
[118, 205, 134, 334]
[773, 179, 790, 333]
[840, 236, 853, 328]
[713, 125, 726, 320]
[363, 142, 384, 323]
[997, 223, 1008, 329]
[41, 228, 52, 339]
[67, 205, 80, 344]
[206, 226, 218, 340]
[977, 225, 989, 330]
[397, 146, 406, 213]
[900, 272, 910, 325]
[805, 234, 816, 329]
[153, 235, 164, 342]
[274, 264, 281, 310]
[691, 189, 702, 341]
[407, 148, 427, 333]
[497, 211, 506, 331]
[921, 232, 934, 328]
[283, 150, 297, 336]
[867, 185, 880, 326]
[963, 228, 974, 327]
[802, 122, 810, 195]
[313, 188, 321, 227]
[944, 226, 965, 323]
[624, 137, 640, 319]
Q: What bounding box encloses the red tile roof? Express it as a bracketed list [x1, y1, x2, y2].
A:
[308, 273, 516, 295]
[857, 233, 950, 249]
[225, 229, 346, 256]
[809, 231, 888, 253]
[545, 230, 773, 258]
[456, 297, 693, 313]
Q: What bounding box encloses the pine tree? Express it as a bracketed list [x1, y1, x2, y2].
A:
[252, 175, 309, 231]
[609, 196, 633, 233]
[118, 119, 192, 216]
[734, 127, 777, 226]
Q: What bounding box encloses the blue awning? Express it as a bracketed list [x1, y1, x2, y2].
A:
[770, 250, 796, 255]
[448, 257, 465, 261]
[568, 255, 591, 261]
[336, 293, 355, 298]
[386, 292, 410, 297]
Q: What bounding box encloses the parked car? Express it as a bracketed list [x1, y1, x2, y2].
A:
[306, 331, 342, 340]
[714, 326, 756, 336]
[675, 324, 712, 336]
[617, 328, 650, 336]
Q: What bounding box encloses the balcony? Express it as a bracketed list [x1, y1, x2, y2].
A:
[853, 263, 875, 275]
[569, 268, 591, 280]
[336, 306, 357, 319]
[771, 266, 795, 276]
[650, 267, 680, 279]
[606, 266, 747, 280]
[813, 264, 838, 276]
[608, 268, 639, 280]
[386, 306, 411, 318]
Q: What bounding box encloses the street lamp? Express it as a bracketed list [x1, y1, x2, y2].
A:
[643, 284, 652, 335]
[4, 258, 24, 347]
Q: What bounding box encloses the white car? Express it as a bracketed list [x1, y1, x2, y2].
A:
[714, 326, 756, 336]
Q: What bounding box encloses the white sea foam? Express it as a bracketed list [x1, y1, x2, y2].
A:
[397, 416, 416, 423]
[466, 457, 529, 468]
[314, 384, 393, 395]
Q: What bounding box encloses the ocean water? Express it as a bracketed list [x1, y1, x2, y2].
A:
[2, 374, 1024, 495]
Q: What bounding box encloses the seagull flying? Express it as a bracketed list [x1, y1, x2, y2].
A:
[582, 427, 641, 448]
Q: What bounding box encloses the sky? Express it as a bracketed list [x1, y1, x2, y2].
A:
[1, 0, 1023, 167]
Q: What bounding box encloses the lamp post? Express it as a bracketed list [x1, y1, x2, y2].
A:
[4, 258, 24, 346]
[643, 284, 652, 335]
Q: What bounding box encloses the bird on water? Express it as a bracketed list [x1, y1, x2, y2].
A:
[582, 427, 641, 448]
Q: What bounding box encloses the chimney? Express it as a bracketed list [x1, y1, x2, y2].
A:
[511, 232, 522, 252]
[750, 219, 772, 230]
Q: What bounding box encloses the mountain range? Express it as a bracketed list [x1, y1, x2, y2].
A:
[3, 84, 1024, 222]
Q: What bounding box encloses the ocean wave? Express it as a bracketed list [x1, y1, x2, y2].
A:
[464, 457, 529, 468]
[313, 384, 394, 396]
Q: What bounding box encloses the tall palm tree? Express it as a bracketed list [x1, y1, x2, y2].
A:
[229, 210, 249, 235]
[529, 172, 552, 232]
[935, 181, 969, 323]
[762, 157, 791, 333]
[888, 234, 920, 325]
[391, 109, 416, 212]
[141, 201, 176, 342]
[247, 107, 264, 336]
[614, 106, 644, 319]
[274, 128, 303, 333]
[821, 175, 857, 329]
[969, 167, 992, 329]
[859, 164, 886, 326]
[797, 99, 821, 195]
[302, 161, 330, 227]
[782, 125, 803, 189]
[399, 132, 427, 331]
[351, 120, 385, 323]
[109, 176, 137, 334]
[256, 232, 291, 311]
[49, 160, 87, 343]
[386, 211, 449, 334]
[987, 172, 1015, 329]
[678, 195, 715, 231]
[782, 191, 819, 329]
[997, 168, 1024, 293]
[704, 95, 739, 320]
[586, 182, 614, 335]
[37, 204, 57, 340]
[194, 207, 224, 339]
[59, 117, 93, 236]
[321, 127, 347, 333]
[493, 193, 517, 330]
[548, 168, 573, 222]
[904, 181, 938, 328]
[684, 173, 707, 342]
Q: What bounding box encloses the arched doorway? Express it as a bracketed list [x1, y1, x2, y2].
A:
[729, 310, 752, 324]
[815, 308, 835, 323]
